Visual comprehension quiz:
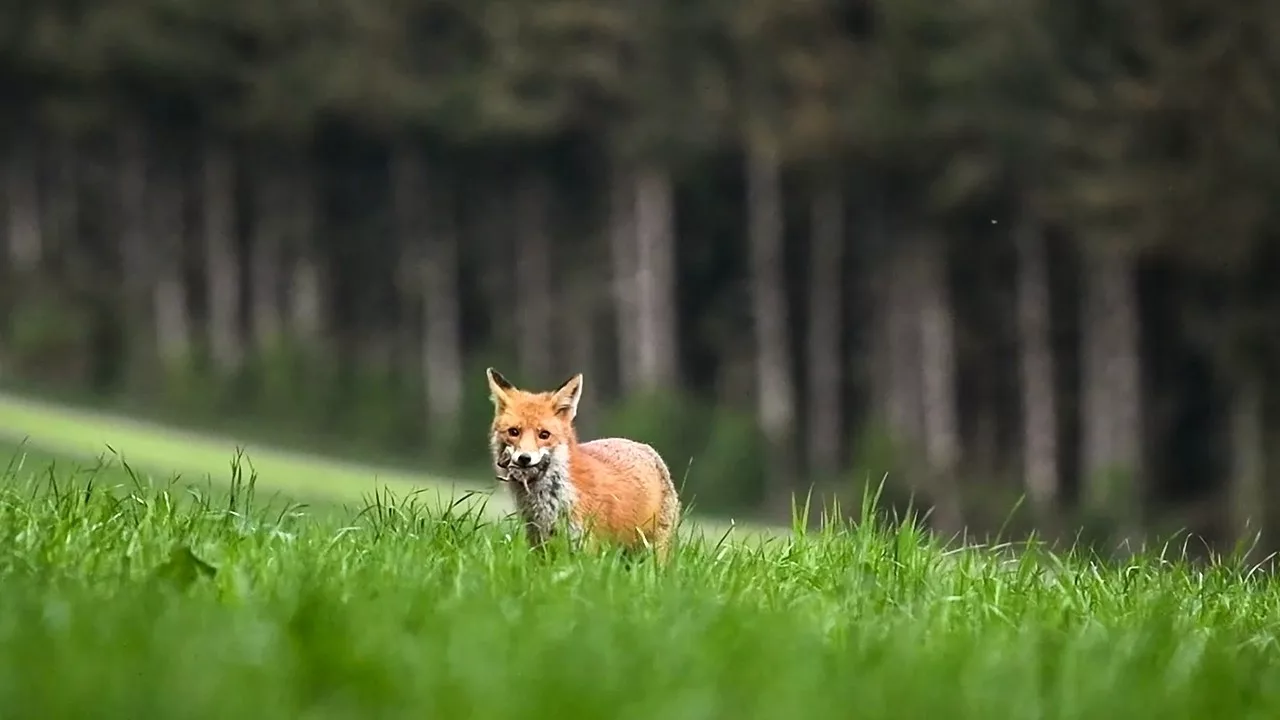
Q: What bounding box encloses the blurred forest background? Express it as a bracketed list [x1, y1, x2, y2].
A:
[1, 0, 1279, 552]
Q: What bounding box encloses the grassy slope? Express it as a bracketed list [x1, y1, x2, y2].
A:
[0, 392, 777, 540]
[0, 391, 474, 501]
[0, 451, 1277, 719]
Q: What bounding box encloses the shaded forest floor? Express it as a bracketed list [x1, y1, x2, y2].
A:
[0, 446, 1276, 718]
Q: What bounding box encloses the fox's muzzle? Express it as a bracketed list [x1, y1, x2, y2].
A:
[510, 447, 547, 468]
[496, 445, 550, 476]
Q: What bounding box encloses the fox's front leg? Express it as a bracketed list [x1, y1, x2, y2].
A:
[562, 519, 587, 552]
[524, 520, 551, 552]
[526, 518, 585, 556]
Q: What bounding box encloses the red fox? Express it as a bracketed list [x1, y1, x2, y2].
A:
[486, 368, 681, 560]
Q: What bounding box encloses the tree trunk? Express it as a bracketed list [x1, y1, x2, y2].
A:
[514, 170, 554, 382]
[45, 135, 79, 260]
[470, 184, 513, 355]
[864, 197, 925, 462]
[916, 239, 965, 539]
[425, 225, 462, 429]
[390, 143, 463, 432]
[150, 154, 190, 366]
[116, 120, 155, 390]
[1015, 202, 1059, 523]
[4, 131, 43, 273]
[202, 138, 242, 371]
[1080, 250, 1143, 537]
[290, 257, 323, 345]
[250, 164, 288, 351]
[560, 276, 601, 435]
[609, 160, 640, 394]
[633, 163, 678, 391]
[285, 165, 322, 345]
[746, 143, 798, 517]
[883, 253, 925, 455]
[1230, 372, 1264, 555]
[806, 180, 844, 480]
[116, 124, 149, 292]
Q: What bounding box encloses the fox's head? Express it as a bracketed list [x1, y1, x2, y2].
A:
[486, 368, 583, 470]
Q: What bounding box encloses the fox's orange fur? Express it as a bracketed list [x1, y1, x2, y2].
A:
[486, 368, 681, 559]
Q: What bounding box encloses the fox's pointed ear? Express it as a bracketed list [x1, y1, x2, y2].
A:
[552, 373, 584, 420]
[486, 368, 514, 408]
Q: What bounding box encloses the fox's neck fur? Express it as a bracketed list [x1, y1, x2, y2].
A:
[492, 434, 582, 549]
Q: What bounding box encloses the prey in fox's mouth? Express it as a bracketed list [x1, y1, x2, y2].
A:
[495, 446, 550, 489]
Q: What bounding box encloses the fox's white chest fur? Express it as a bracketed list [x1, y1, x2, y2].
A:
[494, 443, 581, 548]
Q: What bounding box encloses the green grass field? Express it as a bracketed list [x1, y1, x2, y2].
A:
[0, 444, 1278, 718]
[1, 394, 1279, 718]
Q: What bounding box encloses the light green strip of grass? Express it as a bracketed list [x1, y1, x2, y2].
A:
[0, 392, 499, 507]
[0, 392, 784, 541]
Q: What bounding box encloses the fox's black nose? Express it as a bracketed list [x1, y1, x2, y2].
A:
[514, 452, 533, 467]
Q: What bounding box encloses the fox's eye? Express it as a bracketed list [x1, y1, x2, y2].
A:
[507, 427, 520, 437]
[538, 430, 551, 440]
